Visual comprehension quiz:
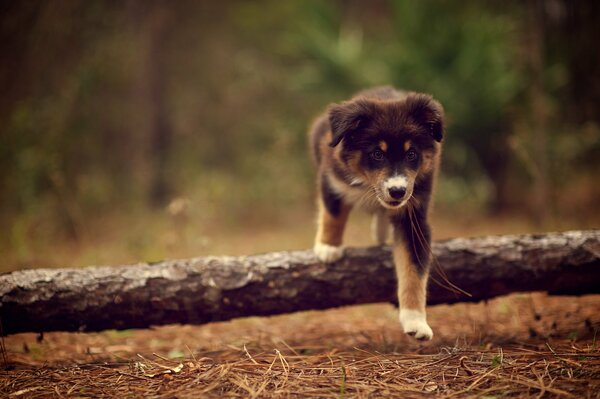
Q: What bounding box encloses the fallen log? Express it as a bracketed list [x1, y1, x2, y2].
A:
[1, 230, 599, 335]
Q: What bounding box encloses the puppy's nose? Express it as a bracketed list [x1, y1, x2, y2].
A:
[388, 187, 406, 200]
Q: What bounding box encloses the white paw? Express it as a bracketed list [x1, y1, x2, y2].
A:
[314, 242, 344, 263]
[399, 309, 433, 341]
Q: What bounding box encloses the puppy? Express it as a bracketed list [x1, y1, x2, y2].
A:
[309, 86, 444, 340]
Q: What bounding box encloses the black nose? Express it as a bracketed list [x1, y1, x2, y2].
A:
[388, 187, 406, 200]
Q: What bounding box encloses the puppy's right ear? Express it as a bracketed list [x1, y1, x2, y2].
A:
[328, 100, 374, 147]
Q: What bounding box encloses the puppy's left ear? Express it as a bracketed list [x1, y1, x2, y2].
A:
[328, 99, 374, 147]
[405, 94, 445, 142]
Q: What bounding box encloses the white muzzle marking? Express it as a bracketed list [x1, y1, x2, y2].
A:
[379, 174, 412, 209]
[384, 175, 408, 191]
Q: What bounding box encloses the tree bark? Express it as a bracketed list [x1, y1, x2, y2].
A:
[1, 230, 599, 335]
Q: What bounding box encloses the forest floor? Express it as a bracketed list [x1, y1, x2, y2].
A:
[2, 209, 600, 397]
[3, 293, 600, 398]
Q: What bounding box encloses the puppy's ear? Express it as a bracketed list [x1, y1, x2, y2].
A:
[405, 94, 445, 142]
[328, 100, 374, 147]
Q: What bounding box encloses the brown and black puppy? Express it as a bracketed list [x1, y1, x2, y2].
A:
[309, 86, 444, 340]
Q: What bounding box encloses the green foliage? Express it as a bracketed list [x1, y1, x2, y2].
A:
[0, 1, 598, 267]
[491, 354, 503, 368]
[286, 1, 522, 187]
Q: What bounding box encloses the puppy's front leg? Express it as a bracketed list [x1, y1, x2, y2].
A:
[392, 212, 433, 340]
[314, 176, 351, 263]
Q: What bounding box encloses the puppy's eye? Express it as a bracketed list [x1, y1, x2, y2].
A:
[406, 149, 418, 162]
[370, 150, 385, 161]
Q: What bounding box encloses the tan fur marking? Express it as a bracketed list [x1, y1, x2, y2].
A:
[404, 140, 412, 152]
[316, 200, 352, 246]
[379, 140, 388, 152]
[420, 150, 434, 174]
[393, 240, 428, 311]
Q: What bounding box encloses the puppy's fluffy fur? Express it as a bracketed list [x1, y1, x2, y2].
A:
[309, 86, 444, 340]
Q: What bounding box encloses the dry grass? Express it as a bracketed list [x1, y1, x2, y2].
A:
[2, 293, 600, 398]
[4, 342, 599, 398]
[5, 207, 591, 273]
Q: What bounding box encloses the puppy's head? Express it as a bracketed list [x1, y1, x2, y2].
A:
[328, 93, 444, 210]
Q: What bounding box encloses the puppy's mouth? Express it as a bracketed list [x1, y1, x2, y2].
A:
[377, 197, 407, 210]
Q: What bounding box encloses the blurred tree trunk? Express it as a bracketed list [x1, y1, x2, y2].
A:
[129, 0, 174, 207]
[147, 4, 173, 207]
[527, 0, 550, 224]
[559, 0, 600, 124]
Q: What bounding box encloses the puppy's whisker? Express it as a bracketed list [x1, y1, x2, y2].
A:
[406, 202, 449, 291]
[357, 187, 379, 207]
[404, 201, 464, 302]
[406, 199, 471, 297]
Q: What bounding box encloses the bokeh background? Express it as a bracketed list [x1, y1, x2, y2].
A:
[1, 0, 599, 271]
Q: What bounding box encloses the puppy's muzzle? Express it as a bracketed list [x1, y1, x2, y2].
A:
[380, 175, 411, 208]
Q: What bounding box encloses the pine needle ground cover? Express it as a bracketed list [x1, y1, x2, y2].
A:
[3, 293, 599, 398]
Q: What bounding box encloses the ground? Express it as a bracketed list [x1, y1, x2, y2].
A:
[2, 210, 600, 397]
[3, 293, 599, 398]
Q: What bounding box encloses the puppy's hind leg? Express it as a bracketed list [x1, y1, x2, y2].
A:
[314, 176, 352, 263]
[371, 210, 390, 245]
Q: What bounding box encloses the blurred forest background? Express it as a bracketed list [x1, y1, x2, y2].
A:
[1, 0, 599, 271]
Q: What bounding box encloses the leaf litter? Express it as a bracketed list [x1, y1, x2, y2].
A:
[2, 293, 599, 398]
